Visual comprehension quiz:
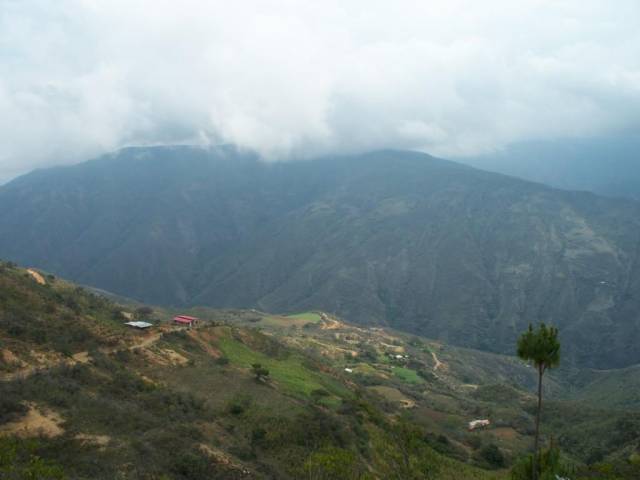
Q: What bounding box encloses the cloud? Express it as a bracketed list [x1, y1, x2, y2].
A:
[1, 0, 639, 181]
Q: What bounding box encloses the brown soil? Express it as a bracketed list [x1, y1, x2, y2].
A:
[319, 313, 342, 330]
[0, 403, 64, 438]
[163, 349, 189, 365]
[27, 269, 46, 285]
[75, 433, 111, 447]
[72, 351, 91, 363]
[1, 349, 25, 368]
[187, 330, 222, 358]
[431, 351, 446, 371]
[141, 347, 188, 366]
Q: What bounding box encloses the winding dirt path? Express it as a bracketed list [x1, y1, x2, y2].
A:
[432, 351, 444, 371]
[1, 329, 168, 382]
[27, 269, 45, 285]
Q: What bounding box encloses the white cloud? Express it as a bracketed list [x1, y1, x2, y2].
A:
[1, 0, 639, 181]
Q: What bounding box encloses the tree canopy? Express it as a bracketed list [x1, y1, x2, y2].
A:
[517, 323, 560, 373]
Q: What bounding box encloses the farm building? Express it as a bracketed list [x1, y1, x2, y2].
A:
[173, 315, 200, 328]
[468, 419, 490, 431]
[124, 321, 153, 329]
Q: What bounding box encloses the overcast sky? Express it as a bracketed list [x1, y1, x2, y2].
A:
[1, 0, 639, 182]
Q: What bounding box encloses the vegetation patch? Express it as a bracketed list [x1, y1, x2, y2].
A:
[217, 333, 349, 401]
[392, 366, 424, 384]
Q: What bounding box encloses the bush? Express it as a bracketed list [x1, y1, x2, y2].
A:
[0, 395, 28, 423]
[170, 451, 218, 480]
[226, 395, 252, 416]
[251, 363, 269, 382]
[0, 437, 65, 479]
[480, 443, 505, 468]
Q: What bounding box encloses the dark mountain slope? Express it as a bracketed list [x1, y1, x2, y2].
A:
[456, 135, 640, 200]
[2, 146, 640, 368]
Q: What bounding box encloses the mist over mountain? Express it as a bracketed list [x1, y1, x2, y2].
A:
[456, 136, 640, 199]
[2, 146, 640, 370]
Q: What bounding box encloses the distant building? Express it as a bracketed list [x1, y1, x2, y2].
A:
[468, 419, 490, 431]
[173, 315, 199, 328]
[125, 321, 153, 329]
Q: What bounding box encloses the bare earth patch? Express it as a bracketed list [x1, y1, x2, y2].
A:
[72, 351, 91, 363]
[142, 347, 189, 366]
[27, 269, 46, 285]
[0, 403, 64, 438]
[188, 330, 222, 358]
[319, 313, 342, 330]
[199, 444, 251, 475]
[163, 349, 189, 365]
[75, 433, 111, 447]
[1, 349, 26, 369]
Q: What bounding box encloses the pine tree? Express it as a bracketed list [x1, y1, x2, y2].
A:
[517, 323, 560, 480]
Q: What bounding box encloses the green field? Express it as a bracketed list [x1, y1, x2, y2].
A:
[285, 311, 322, 322]
[393, 366, 424, 384]
[217, 333, 349, 401]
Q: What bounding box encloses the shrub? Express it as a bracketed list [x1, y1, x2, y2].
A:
[251, 363, 269, 382]
[226, 395, 252, 416]
[0, 395, 28, 424]
[480, 443, 505, 468]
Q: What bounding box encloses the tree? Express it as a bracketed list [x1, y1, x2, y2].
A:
[480, 443, 505, 469]
[251, 363, 270, 382]
[517, 323, 560, 480]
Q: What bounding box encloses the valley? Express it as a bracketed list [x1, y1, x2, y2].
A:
[1, 261, 638, 478]
[3, 3, 638, 477]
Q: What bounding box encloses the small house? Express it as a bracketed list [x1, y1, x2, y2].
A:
[468, 419, 490, 431]
[173, 315, 199, 328]
[125, 321, 153, 329]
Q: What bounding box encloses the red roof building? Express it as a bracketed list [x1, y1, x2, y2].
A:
[173, 315, 200, 327]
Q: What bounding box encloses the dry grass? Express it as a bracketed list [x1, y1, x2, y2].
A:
[0, 403, 64, 438]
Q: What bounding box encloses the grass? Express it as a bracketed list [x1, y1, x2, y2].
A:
[285, 312, 322, 323]
[393, 366, 424, 384]
[217, 334, 349, 401]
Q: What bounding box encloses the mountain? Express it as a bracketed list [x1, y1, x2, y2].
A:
[2, 146, 640, 369]
[455, 136, 640, 200]
[1, 262, 638, 478]
[0, 261, 504, 479]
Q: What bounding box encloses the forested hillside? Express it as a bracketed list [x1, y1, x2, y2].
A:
[2, 146, 640, 368]
[1, 262, 638, 478]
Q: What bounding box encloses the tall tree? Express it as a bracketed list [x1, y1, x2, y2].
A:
[517, 323, 561, 480]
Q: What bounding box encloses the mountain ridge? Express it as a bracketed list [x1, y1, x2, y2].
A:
[2, 146, 640, 369]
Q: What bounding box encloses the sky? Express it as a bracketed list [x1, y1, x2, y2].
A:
[1, 0, 639, 183]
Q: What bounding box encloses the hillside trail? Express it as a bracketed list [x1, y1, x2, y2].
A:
[431, 351, 445, 372]
[1, 327, 173, 382]
[26, 269, 46, 285]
